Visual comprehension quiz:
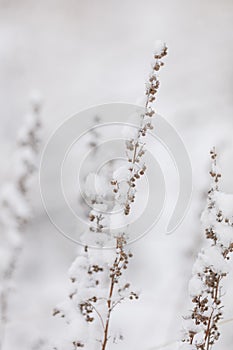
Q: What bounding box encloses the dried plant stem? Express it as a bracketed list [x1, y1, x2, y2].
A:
[205, 309, 216, 350]
[122, 42, 167, 216]
[54, 43, 167, 350]
[101, 237, 129, 350]
[102, 273, 115, 350]
[101, 43, 168, 349]
[180, 148, 233, 350]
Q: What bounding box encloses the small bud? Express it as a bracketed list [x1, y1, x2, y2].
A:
[89, 214, 95, 222]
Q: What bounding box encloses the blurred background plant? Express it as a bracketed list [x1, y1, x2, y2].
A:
[0, 93, 42, 349]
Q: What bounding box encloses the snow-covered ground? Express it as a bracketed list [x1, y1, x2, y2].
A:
[0, 1, 233, 349]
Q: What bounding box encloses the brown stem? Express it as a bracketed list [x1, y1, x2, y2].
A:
[214, 276, 220, 303]
[204, 275, 221, 350]
[101, 255, 120, 350]
[205, 308, 214, 350]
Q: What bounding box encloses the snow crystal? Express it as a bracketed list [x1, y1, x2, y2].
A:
[193, 330, 205, 345]
[204, 246, 228, 274]
[29, 90, 43, 109]
[215, 221, 233, 247]
[68, 255, 89, 280]
[153, 40, 166, 56]
[193, 246, 228, 275]
[182, 318, 203, 334]
[109, 206, 127, 231]
[179, 343, 196, 350]
[189, 275, 205, 297]
[214, 191, 233, 218]
[113, 165, 131, 182]
[201, 208, 216, 229]
[121, 124, 138, 140]
[81, 229, 111, 247]
[84, 173, 107, 198]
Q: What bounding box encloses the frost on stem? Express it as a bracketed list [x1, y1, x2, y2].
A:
[53, 42, 167, 350]
[180, 148, 233, 350]
[0, 93, 42, 348]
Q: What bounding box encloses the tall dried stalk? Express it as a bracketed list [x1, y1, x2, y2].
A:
[180, 148, 233, 350]
[54, 42, 167, 350]
[101, 42, 168, 350]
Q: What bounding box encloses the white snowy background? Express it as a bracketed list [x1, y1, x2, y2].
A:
[0, 1, 233, 349]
